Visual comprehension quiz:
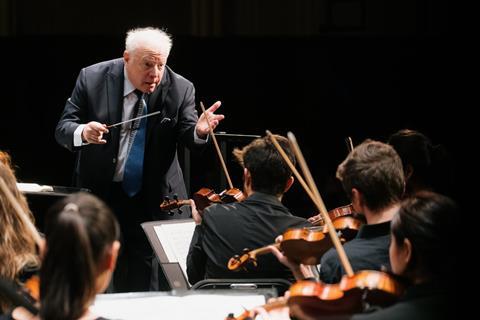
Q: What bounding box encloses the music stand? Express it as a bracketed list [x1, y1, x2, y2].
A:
[141, 219, 196, 290]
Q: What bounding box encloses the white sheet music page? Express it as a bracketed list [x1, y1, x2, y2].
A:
[91, 293, 266, 320]
[154, 220, 196, 277]
[16, 183, 54, 192]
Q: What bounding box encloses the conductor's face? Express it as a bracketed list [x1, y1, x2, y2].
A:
[124, 47, 167, 94]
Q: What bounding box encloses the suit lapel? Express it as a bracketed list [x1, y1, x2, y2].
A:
[146, 67, 172, 141]
[106, 59, 125, 145]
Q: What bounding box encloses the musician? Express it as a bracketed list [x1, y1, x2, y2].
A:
[0, 160, 40, 316]
[318, 140, 404, 283]
[269, 140, 404, 284]
[10, 192, 121, 320]
[186, 135, 312, 284]
[350, 191, 457, 319]
[387, 128, 454, 198]
[247, 192, 458, 320]
[54, 27, 224, 292]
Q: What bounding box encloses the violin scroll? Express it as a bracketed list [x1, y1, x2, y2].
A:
[227, 248, 260, 271]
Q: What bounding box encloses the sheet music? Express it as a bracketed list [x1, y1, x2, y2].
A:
[17, 183, 54, 192]
[91, 293, 266, 320]
[154, 221, 196, 278]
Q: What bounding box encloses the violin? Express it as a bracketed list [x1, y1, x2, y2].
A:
[228, 226, 333, 271]
[193, 187, 245, 211]
[227, 271, 404, 319]
[287, 271, 404, 317]
[309, 204, 364, 241]
[160, 187, 246, 214]
[193, 102, 246, 210]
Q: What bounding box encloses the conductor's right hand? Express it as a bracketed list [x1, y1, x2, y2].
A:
[82, 121, 109, 144]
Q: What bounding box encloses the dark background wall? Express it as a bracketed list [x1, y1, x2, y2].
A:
[0, 0, 464, 217]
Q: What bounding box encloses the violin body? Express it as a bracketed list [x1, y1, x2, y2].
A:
[280, 227, 333, 265]
[288, 271, 404, 317]
[192, 188, 223, 211]
[193, 187, 246, 211]
[309, 204, 365, 242]
[160, 187, 246, 213]
[219, 187, 246, 203]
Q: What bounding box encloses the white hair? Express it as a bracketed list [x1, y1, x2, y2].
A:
[125, 27, 172, 57]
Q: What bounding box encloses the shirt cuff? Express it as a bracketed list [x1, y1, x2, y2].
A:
[194, 126, 208, 144]
[73, 124, 88, 147]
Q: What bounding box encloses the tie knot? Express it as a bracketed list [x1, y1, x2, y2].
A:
[134, 89, 144, 99]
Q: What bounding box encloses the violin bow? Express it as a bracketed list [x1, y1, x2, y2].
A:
[0, 177, 44, 248]
[199, 102, 234, 189]
[287, 132, 354, 277]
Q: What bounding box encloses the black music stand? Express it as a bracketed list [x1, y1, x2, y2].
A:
[20, 184, 90, 232]
[141, 219, 196, 291]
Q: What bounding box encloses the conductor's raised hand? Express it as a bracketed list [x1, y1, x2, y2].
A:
[82, 121, 109, 144]
[196, 101, 225, 139]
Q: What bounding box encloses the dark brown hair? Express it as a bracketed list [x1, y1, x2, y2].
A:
[233, 135, 295, 196]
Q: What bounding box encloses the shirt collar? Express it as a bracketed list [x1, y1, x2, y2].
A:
[356, 220, 391, 239]
[123, 67, 136, 97]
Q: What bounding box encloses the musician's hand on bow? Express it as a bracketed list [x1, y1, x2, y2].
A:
[196, 101, 224, 139]
[268, 236, 315, 281]
[82, 121, 109, 144]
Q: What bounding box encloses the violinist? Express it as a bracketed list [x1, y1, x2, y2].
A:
[0, 159, 41, 317]
[242, 192, 458, 320]
[187, 135, 312, 285]
[319, 140, 405, 283]
[387, 129, 454, 198]
[350, 191, 458, 320]
[11, 192, 121, 320]
[269, 140, 404, 284]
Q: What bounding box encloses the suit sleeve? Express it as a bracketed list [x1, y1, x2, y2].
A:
[186, 224, 207, 285]
[55, 68, 88, 152]
[176, 82, 202, 150]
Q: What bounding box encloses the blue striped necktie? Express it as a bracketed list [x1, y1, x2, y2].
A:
[122, 90, 148, 197]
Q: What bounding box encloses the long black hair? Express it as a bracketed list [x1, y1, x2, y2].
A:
[40, 192, 120, 320]
[391, 191, 457, 280]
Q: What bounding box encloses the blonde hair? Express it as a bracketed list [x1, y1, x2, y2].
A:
[0, 162, 40, 308]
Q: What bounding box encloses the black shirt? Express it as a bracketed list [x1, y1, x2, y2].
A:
[320, 221, 391, 284]
[187, 192, 311, 285]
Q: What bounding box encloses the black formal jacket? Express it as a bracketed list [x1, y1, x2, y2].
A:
[55, 58, 202, 219]
[186, 192, 312, 285]
[320, 221, 391, 284]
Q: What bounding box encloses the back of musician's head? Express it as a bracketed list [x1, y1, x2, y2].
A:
[40, 192, 120, 320]
[336, 139, 405, 211]
[388, 129, 452, 196]
[391, 191, 457, 280]
[233, 135, 295, 196]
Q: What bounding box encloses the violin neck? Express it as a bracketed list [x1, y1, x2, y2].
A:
[250, 242, 280, 257]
